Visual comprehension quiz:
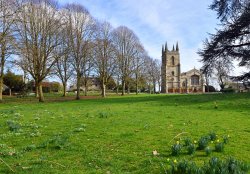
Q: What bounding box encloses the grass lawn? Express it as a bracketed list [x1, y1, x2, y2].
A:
[0, 93, 249, 173]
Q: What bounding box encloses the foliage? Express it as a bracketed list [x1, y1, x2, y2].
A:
[183, 137, 192, 146]
[197, 136, 210, 150]
[165, 157, 249, 174]
[199, 0, 250, 81]
[215, 142, 224, 152]
[187, 143, 196, 155]
[39, 134, 70, 150]
[171, 142, 182, 156]
[205, 146, 212, 156]
[3, 70, 25, 93]
[208, 132, 217, 141]
[6, 120, 21, 132]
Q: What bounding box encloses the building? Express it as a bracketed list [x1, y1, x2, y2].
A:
[161, 42, 205, 93]
[68, 77, 101, 92]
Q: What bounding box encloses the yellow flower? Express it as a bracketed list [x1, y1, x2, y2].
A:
[176, 141, 180, 145]
[167, 158, 170, 162]
[227, 135, 230, 138]
[194, 140, 197, 144]
[174, 159, 177, 163]
[211, 141, 214, 144]
[216, 139, 220, 143]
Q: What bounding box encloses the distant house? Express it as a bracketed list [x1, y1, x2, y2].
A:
[225, 81, 250, 92]
[68, 77, 101, 92]
[2, 84, 9, 91]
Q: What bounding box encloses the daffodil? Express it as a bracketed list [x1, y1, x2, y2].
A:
[194, 140, 197, 144]
[174, 159, 177, 163]
[211, 141, 214, 144]
[227, 135, 230, 138]
[176, 141, 180, 145]
[216, 139, 220, 143]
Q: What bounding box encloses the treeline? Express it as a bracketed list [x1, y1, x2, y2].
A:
[0, 0, 161, 102]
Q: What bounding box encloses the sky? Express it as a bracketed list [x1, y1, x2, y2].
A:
[58, 0, 218, 72]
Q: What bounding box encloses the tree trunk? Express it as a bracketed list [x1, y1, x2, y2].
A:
[102, 83, 106, 98]
[116, 77, 119, 94]
[153, 82, 156, 94]
[136, 80, 138, 95]
[76, 73, 81, 100]
[84, 79, 88, 96]
[63, 82, 67, 97]
[127, 82, 130, 94]
[36, 85, 39, 98]
[0, 77, 3, 101]
[9, 88, 11, 96]
[121, 79, 125, 96]
[38, 83, 44, 102]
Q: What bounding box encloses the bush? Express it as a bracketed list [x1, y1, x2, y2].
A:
[183, 137, 192, 146]
[6, 120, 21, 132]
[187, 144, 196, 155]
[205, 146, 212, 156]
[215, 142, 224, 152]
[197, 136, 210, 150]
[165, 157, 249, 174]
[221, 87, 235, 93]
[171, 143, 182, 156]
[208, 132, 217, 141]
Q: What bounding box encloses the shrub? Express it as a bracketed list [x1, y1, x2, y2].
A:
[215, 142, 224, 152]
[171, 143, 182, 156]
[197, 136, 210, 150]
[6, 120, 21, 132]
[187, 144, 196, 155]
[99, 112, 108, 118]
[223, 135, 229, 144]
[183, 137, 192, 146]
[208, 132, 217, 141]
[205, 146, 212, 156]
[39, 134, 70, 149]
[165, 157, 249, 174]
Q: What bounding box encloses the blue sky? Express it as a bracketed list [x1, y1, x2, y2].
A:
[58, 0, 218, 72]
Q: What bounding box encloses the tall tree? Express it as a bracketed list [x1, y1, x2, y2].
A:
[199, 0, 250, 82]
[53, 26, 73, 97]
[64, 3, 95, 100]
[93, 21, 116, 97]
[112, 26, 139, 96]
[14, 0, 63, 102]
[0, 0, 19, 101]
[132, 43, 146, 95]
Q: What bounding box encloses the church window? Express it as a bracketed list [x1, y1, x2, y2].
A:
[171, 56, 175, 65]
[172, 71, 174, 76]
[182, 81, 186, 87]
[191, 75, 199, 85]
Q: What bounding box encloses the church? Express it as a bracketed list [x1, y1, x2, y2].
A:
[161, 42, 205, 93]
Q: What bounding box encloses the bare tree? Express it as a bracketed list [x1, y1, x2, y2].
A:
[215, 60, 232, 90]
[0, 0, 19, 101]
[14, 0, 63, 102]
[64, 3, 95, 100]
[132, 43, 146, 94]
[112, 26, 139, 96]
[53, 26, 73, 97]
[93, 21, 116, 97]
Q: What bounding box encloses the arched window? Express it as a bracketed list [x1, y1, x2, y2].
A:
[191, 75, 199, 85]
[171, 56, 175, 65]
[172, 71, 175, 76]
[182, 81, 186, 87]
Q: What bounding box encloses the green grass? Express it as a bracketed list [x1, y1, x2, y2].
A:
[0, 93, 249, 173]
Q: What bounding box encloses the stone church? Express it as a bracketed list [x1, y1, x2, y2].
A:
[161, 42, 205, 93]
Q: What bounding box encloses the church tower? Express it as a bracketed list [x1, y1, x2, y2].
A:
[161, 42, 181, 93]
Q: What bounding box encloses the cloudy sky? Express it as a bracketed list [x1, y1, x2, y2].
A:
[58, 0, 218, 72]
